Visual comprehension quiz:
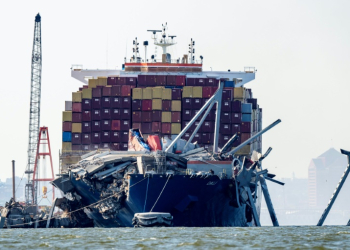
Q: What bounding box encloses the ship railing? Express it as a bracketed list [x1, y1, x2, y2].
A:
[128, 59, 203, 64]
[244, 66, 255, 73]
[71, 64, 83, 71]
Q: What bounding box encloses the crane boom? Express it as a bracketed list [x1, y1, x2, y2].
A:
[25, 13, 42, 205]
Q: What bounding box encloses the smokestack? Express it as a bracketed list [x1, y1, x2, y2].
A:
[12, 160, 15, 201]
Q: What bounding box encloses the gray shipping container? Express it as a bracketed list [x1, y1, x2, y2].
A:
[65, 101, 72, 111]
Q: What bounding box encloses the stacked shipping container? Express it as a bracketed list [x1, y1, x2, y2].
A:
[62, 75, 262, 155]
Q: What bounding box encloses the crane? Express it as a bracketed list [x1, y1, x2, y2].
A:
[25, 13, 42, 205]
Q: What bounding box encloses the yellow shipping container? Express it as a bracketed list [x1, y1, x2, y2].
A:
[88, 79, 98, 88]
[97, 77, 107, 86]
[152, 87, 163, 99]
[72, 123, 82, 133]
[182, 86, 193, 98]
[142, 88, 152, 99]
[171, 100, 181, 111]
[62, 142, 72, 152]
[82, 88, 92, 99]
[161, 112, 171, 123]
[193, 87, 203, 98]
[72, 92, 82, 102]
[162, 88, 172, 100]
[171, 123, 181, 134]
[132, 88, 143, 100]
[234, 87, 245, 99]
[233, 145, 251, 155]
[152, 99, 162, 110]
[62, 111, 72, 122]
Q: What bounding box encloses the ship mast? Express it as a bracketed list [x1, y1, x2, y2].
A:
[148, 23, 176, 61]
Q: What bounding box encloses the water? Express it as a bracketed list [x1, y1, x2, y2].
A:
[1, 226, 350, 249]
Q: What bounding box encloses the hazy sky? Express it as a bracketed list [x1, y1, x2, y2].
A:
[1, 0, 350, 182]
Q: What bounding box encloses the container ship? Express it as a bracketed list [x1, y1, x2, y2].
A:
[51, 24, 279, 228]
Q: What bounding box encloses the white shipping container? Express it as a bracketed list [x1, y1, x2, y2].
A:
[65, 101, 72, 111]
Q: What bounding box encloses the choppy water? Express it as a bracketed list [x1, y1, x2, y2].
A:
[1, 226, 350, 249]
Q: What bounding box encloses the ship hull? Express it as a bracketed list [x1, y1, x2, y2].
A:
[70, 174, 261, 227]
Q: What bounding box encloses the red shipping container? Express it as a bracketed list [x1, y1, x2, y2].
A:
[121, 85, 131, 96]
[222, 88, 233, 100]
[132, 100, 142, 111]
[202, 121, 214, 132]
[121, 109, 131, 120]
[72, 103, 82, 112]
[132, 111, 142, 122]
[146, 75, 156, 86]
[100, 109, 110, 120]
[202, 133, 213, 144]
[231, 124, 241, 134]
[126, 77, 137, 86]
[171, 112, 181, 123]
[193, 133, 202, 144]
[101, 97, 111, 108]
[82, 110, 91, 121]
[62, 122, 72, 132]
[241, 133, 251, 143]
[102, 86, 112, 97]
[192, 99, 202, 109]
[241, 122, 251, 133]
[82, 99, 92, 110]
[182, 98, 192, 109]
[72, 113, 82, 123]
[111, 109, 121, 119]
[162, 100, 171, 111]
[92, 109, 101, 120]
[91, 144, 100, 150]
[232, 113, 242, 124]
[202, 87, 213, 98]
[220, 112, 231, 123]
[147, 135, 162, 151]
[222, 100, 232, 112]
[92, 88, 102, 98]
[121, 97, 131, 108]
[206, 78, 219, 86]
[92, 98, 101, 109]
[111, 85, 122, 96]
[82, 122, 91, 133]
[101, 131, 111, 143]
[142, 100, 152, 111]
[111, 132, 120, 143]
[141, 122, 152, 134]
[120, 120, 131, 131]
[176, 75, 186, 86]
[171, 89, 182, 100]
[110, 142, 120, 150]
[111, 97, 121, 108]
[111, 120, 121, 131]
[182, 110, 192, 121]
[120, 131, 129, 142]
[72, 144, 82, 151]
[162, 123, 171, 134]
[152, 110, 162, 122]
[107, 76, 117, 85]
[166, 75, 176, 86]
[156, 75, 166, 86]
[116, 77, 126, 85]
[142, 111, 152, 122]
[71, 133, 82, 145]
[232, 100, 241, 112]
[92, 132, 101, 144]
[222, 124, 232, 135]
[152, 122, 161, 133]
[82, 133, 91, 145]
[132, 122, 142, 130]
[92, 121, 101, 132]
[102, 120, 111, 131]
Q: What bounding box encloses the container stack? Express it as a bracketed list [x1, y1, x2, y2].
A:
[62, 75, 262, 156]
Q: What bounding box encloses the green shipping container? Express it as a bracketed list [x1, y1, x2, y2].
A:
[161, 112, 171, 123]
[82, 88, 92, 99]
[72, 92, 82, 102]
[162, 89, 172, 100]
[182, 86, 193, 98]
[62, 111, 72, 122]
[171, 100, 181, 111]
[132, 88, 143, 100]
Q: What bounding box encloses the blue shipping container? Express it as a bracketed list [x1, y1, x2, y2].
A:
[241, 103, 252, 114]
[242, 114, 252, 122]
[62, 132, 72, 142]
[224, 81, 234, 87]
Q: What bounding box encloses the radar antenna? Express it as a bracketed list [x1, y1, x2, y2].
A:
[147, 23, 176, 55]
